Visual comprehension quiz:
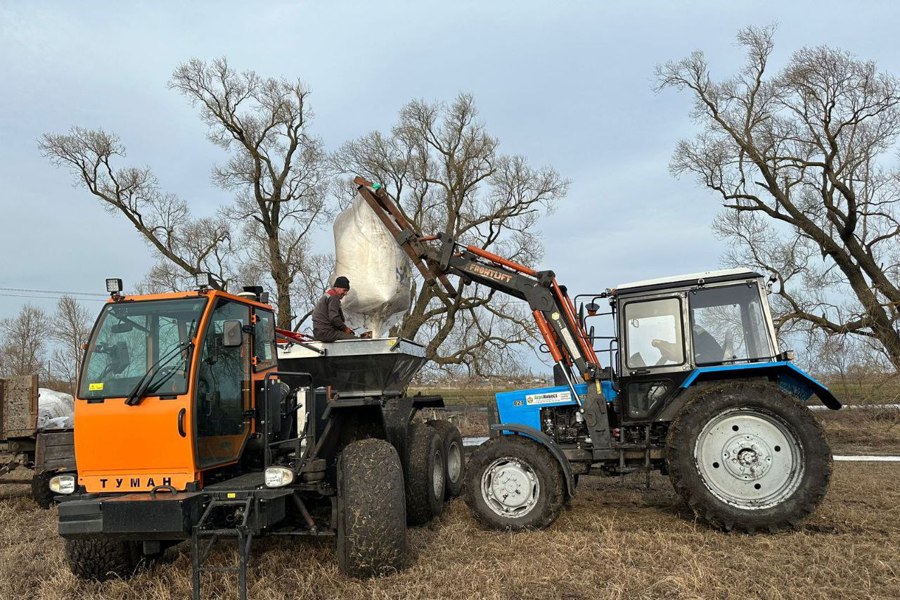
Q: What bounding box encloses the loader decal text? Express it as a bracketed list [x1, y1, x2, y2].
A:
[466, 264, 513, 284]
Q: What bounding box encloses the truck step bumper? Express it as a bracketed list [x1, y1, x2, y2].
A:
[58, 492, 206, 540]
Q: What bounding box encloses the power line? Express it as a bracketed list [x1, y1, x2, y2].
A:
[0, 286, 108, 297]
[0, 292, 106, 302]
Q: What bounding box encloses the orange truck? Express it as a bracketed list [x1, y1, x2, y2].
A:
[55, 278, 462, 599]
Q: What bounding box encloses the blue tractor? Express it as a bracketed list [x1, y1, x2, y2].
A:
[356, 178, 840, 534]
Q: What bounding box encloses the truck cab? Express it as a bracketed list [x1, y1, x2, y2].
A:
[71, 286, 277, 494]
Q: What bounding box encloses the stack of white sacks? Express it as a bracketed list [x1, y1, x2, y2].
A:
[38, 388, 75, 429]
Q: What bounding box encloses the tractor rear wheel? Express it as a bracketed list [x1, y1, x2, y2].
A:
[404, 423, 445, 525]
[463, 434, 565, 531]
[427, 420, 464, 498]
[64, 538, 141, 581]
[666, 381, 832, 532]
[337, 438, 408, 578]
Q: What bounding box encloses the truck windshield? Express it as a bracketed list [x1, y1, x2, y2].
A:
[78, 298, 207, 400]
[688, 283, 773, 365]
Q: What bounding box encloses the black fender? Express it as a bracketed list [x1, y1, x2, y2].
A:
[488, 423, 576, 498]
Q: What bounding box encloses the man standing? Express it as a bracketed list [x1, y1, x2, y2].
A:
[312, 276, 356, 341]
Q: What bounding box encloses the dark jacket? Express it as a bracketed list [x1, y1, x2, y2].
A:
[312, 291, 351, 341]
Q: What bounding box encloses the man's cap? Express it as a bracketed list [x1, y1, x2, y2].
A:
[333, 276, 350, 289]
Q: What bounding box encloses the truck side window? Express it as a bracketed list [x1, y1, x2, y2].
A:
[624, 298, 685, 369]
[254, 310, 277, 371]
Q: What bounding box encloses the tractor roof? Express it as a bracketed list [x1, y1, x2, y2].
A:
[615, 268, 762, 296]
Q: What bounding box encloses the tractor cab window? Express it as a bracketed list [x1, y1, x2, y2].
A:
[254, 310, 277, 371]
[196, 299, 251, 469]
[689, 283, 774, 365]
[623, 298, 685, 369]
[79, 299, 206, 399]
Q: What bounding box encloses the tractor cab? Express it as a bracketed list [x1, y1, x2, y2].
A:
[71, 279, 278, 494]
[582, 269, 793, 422]
[614, 268, 777, 370]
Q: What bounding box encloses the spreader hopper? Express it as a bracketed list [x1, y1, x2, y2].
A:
[277, 337, 426, 398]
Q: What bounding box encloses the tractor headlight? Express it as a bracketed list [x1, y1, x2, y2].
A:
[264, 466, 294, 488]
[49, 474, 76, 495]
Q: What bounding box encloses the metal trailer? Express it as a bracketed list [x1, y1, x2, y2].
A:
[54, 283, 462, 600]
[0, 375, 77, 508]
[354, 176, 841, 534]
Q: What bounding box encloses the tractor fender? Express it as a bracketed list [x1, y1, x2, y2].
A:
[488, 423, 576, 498]
[672, 361, 841, 413]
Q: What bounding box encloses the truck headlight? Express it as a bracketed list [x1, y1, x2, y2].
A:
[264, 467, 294, 488]
[49, 474, 76, 495]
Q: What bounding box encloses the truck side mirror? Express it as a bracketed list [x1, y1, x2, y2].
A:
[223, 320, 244, 347]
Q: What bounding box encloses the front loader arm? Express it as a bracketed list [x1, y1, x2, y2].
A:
[353, 177, 603, 397]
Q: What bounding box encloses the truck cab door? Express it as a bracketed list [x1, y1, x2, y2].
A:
[195, 298, 252, 470]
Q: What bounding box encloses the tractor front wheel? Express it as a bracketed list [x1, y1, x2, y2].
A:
[666, 381, 832, 532]
[463, 435, 565, 531]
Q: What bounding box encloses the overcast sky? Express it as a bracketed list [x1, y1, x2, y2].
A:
[2, 1, 898, 355]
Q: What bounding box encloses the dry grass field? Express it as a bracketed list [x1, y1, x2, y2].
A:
[0, 462, 897, 600]
[0, 393, 897, 599]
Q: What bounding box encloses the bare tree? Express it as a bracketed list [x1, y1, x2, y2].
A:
[0, 305, 49, 378]
[335, 94, 568, 374]
[48, 296, 93, 386]
[42, 58, 331, 329]
[657, 26, 900, 371]
[169, 58, 331, 329]
[39, 128, 235, 291]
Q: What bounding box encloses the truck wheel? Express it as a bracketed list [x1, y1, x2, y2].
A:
[337, 438, 408, 578]
[404, 423, 445, 525]
[30, 470, 56, 509]
[64, 538, 141, 581]
[426, 420, 464, 498]
[666, 381, 832, 533]
[463, 435, 565, 531]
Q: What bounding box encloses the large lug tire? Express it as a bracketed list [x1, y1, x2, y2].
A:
[404, 423, 446, 525]
[426, 419, 464, 498]
[30, 470, 56, 509]
[64, 538, 142, 581]
[666, 381, 832, 533]
[337, 438, 408, 578]
[463, 435, 565, 531]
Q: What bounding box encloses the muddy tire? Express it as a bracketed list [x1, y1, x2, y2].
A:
[666, 381, 832, 533]
[426, 420, 464, 498]
[463, 435, 565, 531]
[403, 423, 445, 525]
[337, 438, 408, 578]
[64, 538, 141, 581]
[30, 470, 56, 509]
